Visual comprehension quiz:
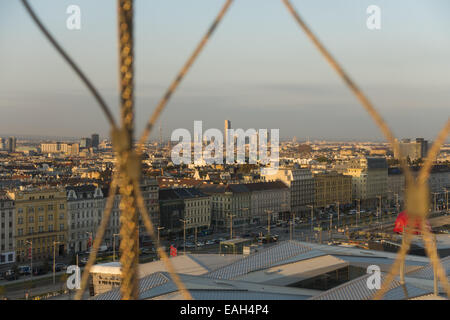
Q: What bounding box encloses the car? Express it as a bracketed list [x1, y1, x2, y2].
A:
[206, 240, 215, 245]
[4, 270, 19, 281]
[54, 263, 67, 272]
[196, 241, 205, 247]
[140, 248, 152, 255]
[185, 242, 195, 248]
[87, 245, 109, 253]
[18, 266, 31, 276]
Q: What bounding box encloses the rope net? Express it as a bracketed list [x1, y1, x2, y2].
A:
[20, 0, 449, 300]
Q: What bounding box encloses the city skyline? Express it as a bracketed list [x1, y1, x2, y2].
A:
[0, 0, 449, 304]
[1, 0, 449, 140]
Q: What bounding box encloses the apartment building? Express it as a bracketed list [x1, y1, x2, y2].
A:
[262, 167, 314, 218]
[198, 184, 250, 232]
[0, 193, 15, 265]
[104, 178, 159, 246]
[394, 138, 428, 161]
[246, 181, 290, 224]
[159, 188, 211, 234]
[40, 142, 80, 155]
[138, 178, 160, 237]
[387, 167, 405, 204]
[313, 172, 352, 208]
[344, 157, 388, 206]
[184, 189, 211, 231]
[8, 188, 68, 263]
[66, 185, 105, 254]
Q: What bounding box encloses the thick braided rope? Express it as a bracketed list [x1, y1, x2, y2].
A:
[133, 178, 193, 299]
[420, 219, 450, 296]
[117, 0, 139, 300]
[418, 119, 450, 185]
[372, 223, 414, 299]
[280, 0, 413, 182]
[74, 172, 119, 300]
[281, 0, 449, 299]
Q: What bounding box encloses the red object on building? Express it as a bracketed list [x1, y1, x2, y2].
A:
[87, 235, 92, 249]
[170, 245, 177, 257]
[393, 210, 430, 235]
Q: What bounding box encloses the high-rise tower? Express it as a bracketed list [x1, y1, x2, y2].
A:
[91, 134, 100, 148]
[224, 120, 231, 147]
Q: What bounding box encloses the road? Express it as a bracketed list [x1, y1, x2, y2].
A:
[2, 210, 446, 299]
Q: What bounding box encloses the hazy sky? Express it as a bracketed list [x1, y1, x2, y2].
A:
[1, 0, 449, 141]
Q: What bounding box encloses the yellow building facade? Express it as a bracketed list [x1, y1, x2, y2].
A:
[314, 172, 352, 208]
[8, 188, 68, 263]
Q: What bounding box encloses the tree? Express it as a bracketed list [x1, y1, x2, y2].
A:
[315, 156, 331, 163]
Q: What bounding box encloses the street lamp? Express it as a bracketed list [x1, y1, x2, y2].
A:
[336, 201, 340, 227]
[157, 226, 165, 250]
[241, 207, 249, 235]
[226, 213, 236, 240]
[445, 188, 449, 213]
[377, 195, 382, 227]
[329, 212, 333, 242]
[394, 193, 400, 213]
[431, 192, 439, 212]
[113, 233, 120, 261]
[53, 241, 62, 285]
[264, 210, 273, 237]
[194, 226, 198, 250]
[291, 211, 296, 241]
[179, 219, 189, 255]
[25, 240, 33, 295]
[355, 199, 360, 227]
[307, 205, 314, 232]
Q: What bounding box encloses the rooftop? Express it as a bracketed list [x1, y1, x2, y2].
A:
[91, 240, 446, 300]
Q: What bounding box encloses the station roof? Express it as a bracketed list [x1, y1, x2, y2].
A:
[90, 240, 446, 300]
